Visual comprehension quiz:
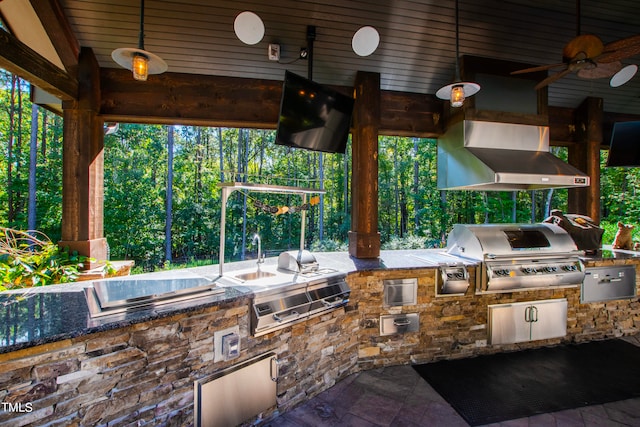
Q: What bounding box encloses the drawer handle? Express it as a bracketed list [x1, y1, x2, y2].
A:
[393, 318, 411, 326]
[273, 310, 299, 322]
[270, 357, 280, 382]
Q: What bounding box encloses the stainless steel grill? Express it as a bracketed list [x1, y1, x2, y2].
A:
[446, 223, 585, 292]
[251, 271, 349, 336]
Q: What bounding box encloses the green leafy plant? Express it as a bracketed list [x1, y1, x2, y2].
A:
[0, 228, 89, 291]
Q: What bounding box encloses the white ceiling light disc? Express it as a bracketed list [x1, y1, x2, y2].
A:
[234, 11, 265, 45]
[352, 26, 380, 56]
[610, 64, 638, 87]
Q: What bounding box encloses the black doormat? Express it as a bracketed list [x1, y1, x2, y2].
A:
[413, 339, 640, 426]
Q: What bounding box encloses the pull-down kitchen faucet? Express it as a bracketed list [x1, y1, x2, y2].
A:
[252, 233, 264, 265]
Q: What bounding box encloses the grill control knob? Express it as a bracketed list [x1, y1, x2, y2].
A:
[521, 267, 535, 274]
[543, 266, 558, 273]
[562, 264, 577, 271]
[494, 268, 510, 277]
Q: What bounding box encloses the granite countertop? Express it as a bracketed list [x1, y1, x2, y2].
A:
[0, 281, 247, 354]
[580, 246, 640, 261]
[0, 249, 456, 354]
[1, 247, 636, 354]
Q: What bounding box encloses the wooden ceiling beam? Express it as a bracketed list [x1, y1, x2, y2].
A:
[100, 68, 444, 136]
[100, 68, 640, 140]
[100, 68, 283, 128]
[29, 0, 80, 74]
[0, 28, 77, 101]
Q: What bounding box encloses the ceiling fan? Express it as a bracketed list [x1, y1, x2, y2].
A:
[511, 2, 640, 89]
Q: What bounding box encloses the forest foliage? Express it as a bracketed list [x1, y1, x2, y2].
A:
[2, 71, 640, 272]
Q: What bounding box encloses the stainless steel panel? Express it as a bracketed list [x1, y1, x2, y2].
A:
[380, 313, 419, 336]
[383, 278, 417, 306]
[581, 266, 637, 303]
[194, 352, 277, 427]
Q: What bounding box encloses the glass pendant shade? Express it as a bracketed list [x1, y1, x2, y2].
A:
[450, 85, 465, 107]
[132, 54, 149, 81]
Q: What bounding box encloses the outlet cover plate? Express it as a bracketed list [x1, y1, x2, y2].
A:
[214, 325, 240, 362]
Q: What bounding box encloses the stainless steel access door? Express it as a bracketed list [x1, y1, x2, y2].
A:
[488, 299, 567, 345]
[194, 352, 278, 427]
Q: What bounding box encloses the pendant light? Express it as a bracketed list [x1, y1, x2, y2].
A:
[436, 0, 480, 107]
[112, 0, 167, 81]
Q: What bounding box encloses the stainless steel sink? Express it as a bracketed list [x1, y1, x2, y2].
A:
[235, 271, 276, 281]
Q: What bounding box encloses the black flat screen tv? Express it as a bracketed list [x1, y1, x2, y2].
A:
[275, 71, 354, 154]
[607, 121, 640, 167]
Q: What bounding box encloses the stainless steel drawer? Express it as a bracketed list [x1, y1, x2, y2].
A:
[383, 278, 417, 306]
[581, 266, 636, 303]
[380, 313, 419, 336]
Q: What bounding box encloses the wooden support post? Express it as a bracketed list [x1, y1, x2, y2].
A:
[348, 71, 381, 258]
[59, 47, 107, 268]
[569, 97, 602, 222]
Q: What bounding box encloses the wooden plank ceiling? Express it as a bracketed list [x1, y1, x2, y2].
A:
[14, 0, 640, 116]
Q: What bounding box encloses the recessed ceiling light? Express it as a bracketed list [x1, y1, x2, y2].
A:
[234, 11, 265, 45]
[352, 26, 380, 57]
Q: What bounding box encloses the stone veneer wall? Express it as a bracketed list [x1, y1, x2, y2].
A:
[1, 258, 638, 426]
[354, 259, 640, 370]
[0, 296, 359, 427]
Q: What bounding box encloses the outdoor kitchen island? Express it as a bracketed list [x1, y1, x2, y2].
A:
[0, 247, 639, 426]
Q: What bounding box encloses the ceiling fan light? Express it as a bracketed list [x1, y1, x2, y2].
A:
[132, 53, 149, 81]
[610, 64, 638, 87]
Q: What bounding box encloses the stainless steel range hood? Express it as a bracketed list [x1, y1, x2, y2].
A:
[437, 120, 590, 191]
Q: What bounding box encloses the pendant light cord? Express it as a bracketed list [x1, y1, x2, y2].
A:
[454, 0, 461, 81]
[138, 0, 145, 50]
[576, 0, 581, 36]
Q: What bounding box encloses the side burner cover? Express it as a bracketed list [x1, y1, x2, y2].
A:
[277, 250, 319, 273]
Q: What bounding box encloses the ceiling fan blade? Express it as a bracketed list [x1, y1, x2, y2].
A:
[511, 63, 566, 75]
[604, 34, 640, 52]
[577, 61, 622, 79]
[534, 68, 573, 90]
[597, 34, 640, 63]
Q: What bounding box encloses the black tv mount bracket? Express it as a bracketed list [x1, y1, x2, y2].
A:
[301, 25, 316, 79]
